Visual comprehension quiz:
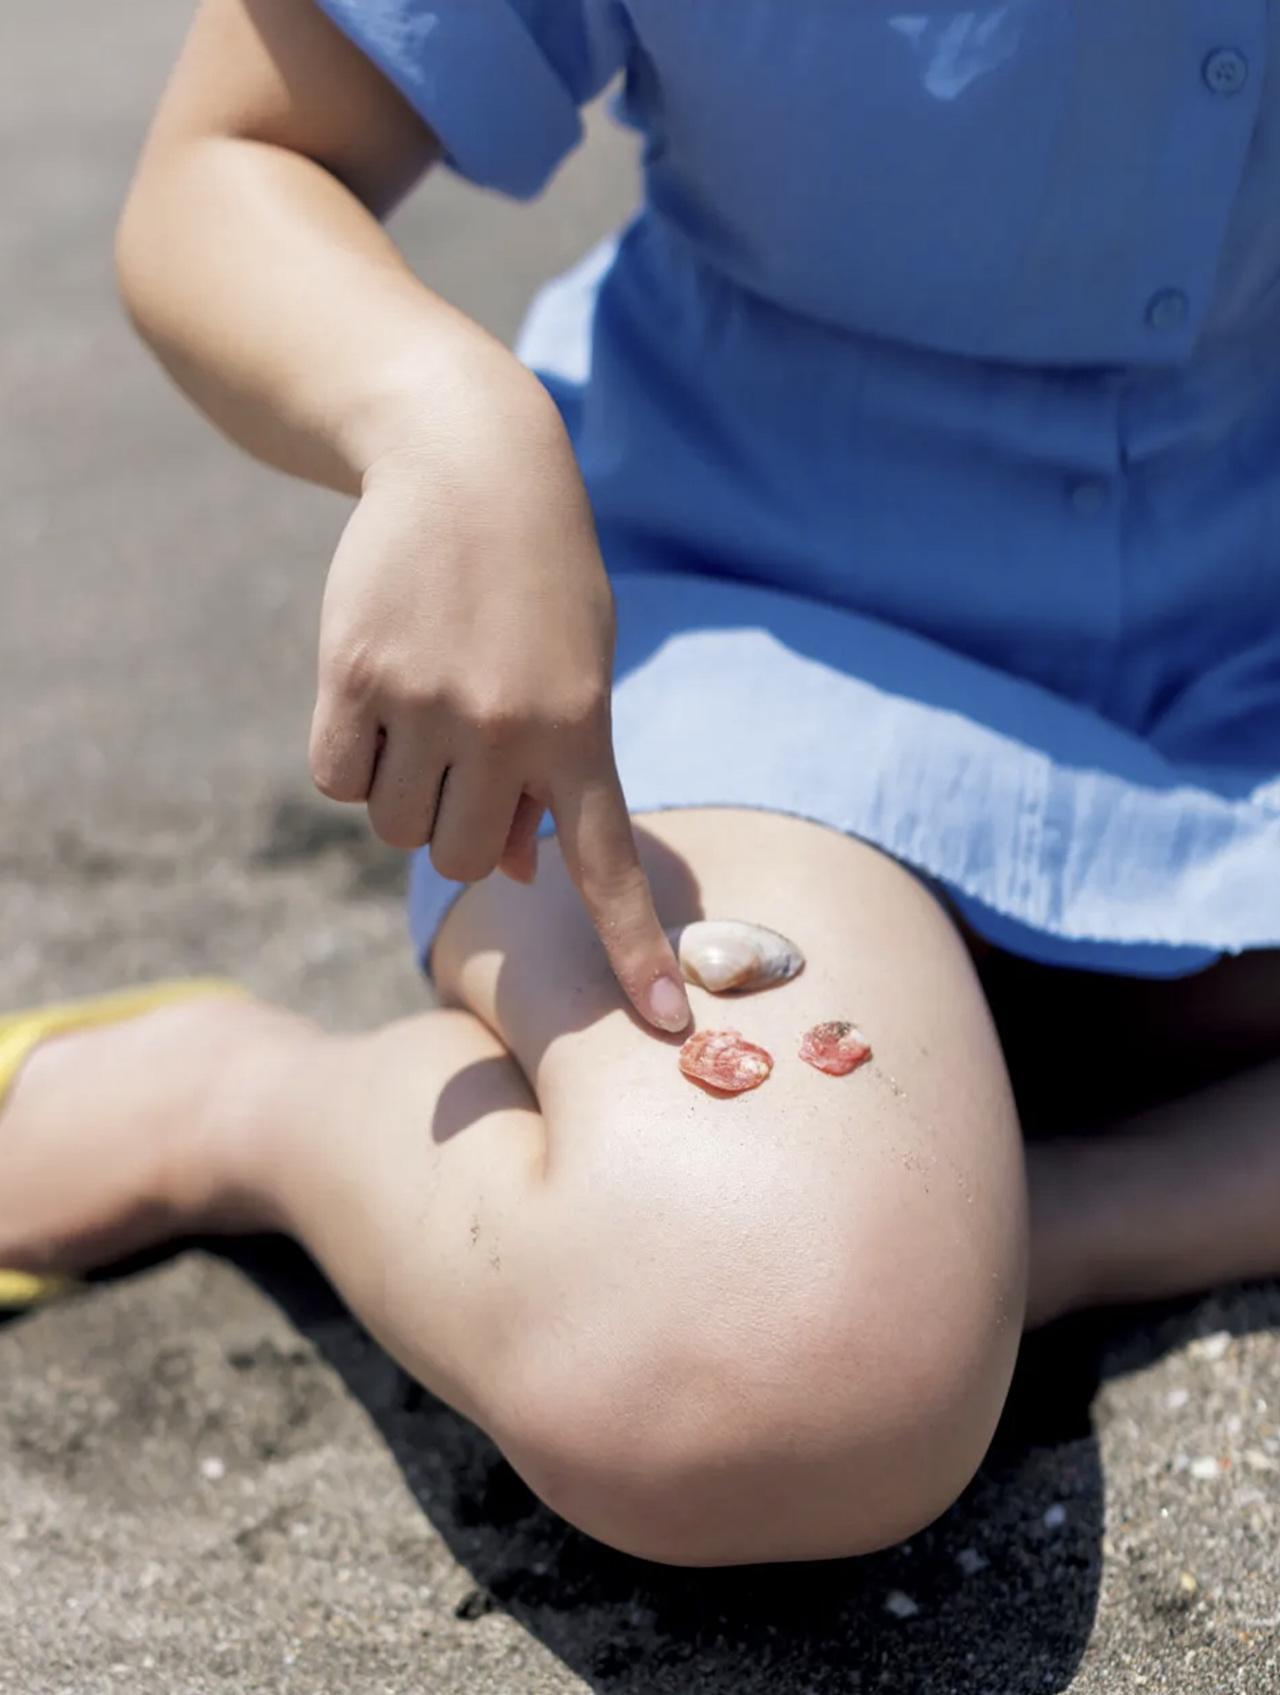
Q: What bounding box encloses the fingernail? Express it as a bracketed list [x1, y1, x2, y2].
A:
[648, 975, 690, 1031]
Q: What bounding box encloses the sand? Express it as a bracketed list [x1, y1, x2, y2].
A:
[2, 5, 1277, 1690]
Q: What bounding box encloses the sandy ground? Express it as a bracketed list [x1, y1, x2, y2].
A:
[2, 5, 1278, 1692]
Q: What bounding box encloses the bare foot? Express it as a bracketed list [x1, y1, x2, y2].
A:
[0, 997, 314, 1277]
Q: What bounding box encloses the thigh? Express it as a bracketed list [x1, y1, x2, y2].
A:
[434, 810, 1027, 1522]
[435, 809, 1025, 1294]
[438, 808, 1012, 1102]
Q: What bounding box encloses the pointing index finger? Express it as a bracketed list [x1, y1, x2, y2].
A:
[552, 766, 691, 1034]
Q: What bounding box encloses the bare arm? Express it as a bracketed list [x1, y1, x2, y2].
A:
[117, 0, 691, 1035]
[116, 0, 540, 492]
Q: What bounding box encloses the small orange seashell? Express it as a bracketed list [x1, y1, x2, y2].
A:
[679, 1028, 774, 1093]
[799, 1020, 872, 1076]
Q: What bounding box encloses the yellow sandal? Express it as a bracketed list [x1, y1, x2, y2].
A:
[0, 979, 246, 1311]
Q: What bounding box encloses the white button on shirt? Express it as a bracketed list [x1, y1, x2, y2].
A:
[1202, 48, 1249, 97]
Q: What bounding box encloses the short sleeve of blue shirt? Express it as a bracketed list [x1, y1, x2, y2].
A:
[314, 0, 626, 198]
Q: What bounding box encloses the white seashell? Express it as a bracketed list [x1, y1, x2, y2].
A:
[667, 919, 805, 994]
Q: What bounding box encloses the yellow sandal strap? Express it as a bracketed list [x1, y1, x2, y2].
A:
[0, 1270, 78, 1310]
[0, 978, 247, 1312]
[0, 978, 246, 1102]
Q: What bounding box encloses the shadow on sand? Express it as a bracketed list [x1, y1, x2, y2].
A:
[214, 1236, 1128, 1694]
[20, 1233, 1274, 1692]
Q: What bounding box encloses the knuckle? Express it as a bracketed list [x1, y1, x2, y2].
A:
[556, 680, 611, 735]
[465, 691, 524, 752]
[430, 837, 494, 885]
[471, 719, 519, 762]
[367, 777, 432, 851]
[320, 640, 382, 704]
[322, 642, 437, 715]
[372, 814, 426, 851]
[580, 865, 651, 932]
[311, 767, 345, 802]
[397, 672, 443, 714]
[309, 749, 357, 803]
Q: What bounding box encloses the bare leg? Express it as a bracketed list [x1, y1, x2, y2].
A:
[1027, 1058, 1280, 1326]
[0, 810, 1025, 1565]
[0, 997, 308, 1269]
[972, 945, 1280, 1327]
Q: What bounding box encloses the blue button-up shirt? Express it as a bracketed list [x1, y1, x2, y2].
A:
[323, 0, 1280, 971]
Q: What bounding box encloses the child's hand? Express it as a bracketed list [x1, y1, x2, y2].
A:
[307, 377, 691, 1035]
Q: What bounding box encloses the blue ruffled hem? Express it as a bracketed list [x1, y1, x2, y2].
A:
[408, 567, 1279, 980]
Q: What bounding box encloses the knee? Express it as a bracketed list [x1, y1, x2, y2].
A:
[492, 1215, 1022, 1566]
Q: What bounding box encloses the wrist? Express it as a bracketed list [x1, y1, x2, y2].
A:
[342, 335, 565, 492]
